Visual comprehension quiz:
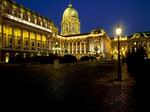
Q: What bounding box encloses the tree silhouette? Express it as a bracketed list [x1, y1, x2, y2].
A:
[126, 46, 147, 73]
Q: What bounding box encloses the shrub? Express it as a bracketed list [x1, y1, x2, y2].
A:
[62, 55, 77, 63]
[80, 56, 90, 61]
[126, 46, 147, 74]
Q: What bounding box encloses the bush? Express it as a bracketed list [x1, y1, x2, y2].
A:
[126, 48, 149, 112]
[9, 54, 78, 64]
[32, 54, 59, 64]
[61, 55, 77, 63]
[80, 56, 90, 61]
[126, 47, 147, 73]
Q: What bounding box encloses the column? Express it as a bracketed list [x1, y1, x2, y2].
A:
[2, 25, 5, 48]
[51, 39, 53, 53]
[35, 33, 37, 51]
[63, 41, 65, 53]
[0, 24, 3, 63]
[0, 24, 3, 49]
[61, 41, 63, 53]
[40, 34, 42, 51]
[45, 35, 48, 52]
[68, 42, 70, 54]
[72, 42, 74, 54]
[34, 33, 37, 50]
[70, 42, 72, 54]
[48, 34, 52, 51]
[21, 29, 23, 49]
[12, 26, 15, 49]
[60, 41, 62, 54]
[76, 42, 78, 54]
[80, 41, 82, 53]
[5, 26, 8, 48]
[28, 31, 30, 50]
[49, 38, 51, 51]
[101, 38, 104, 53]
[102, 38, 105, 58]
[84, 42, 86, 54]
[89, 39, 92, 53]
[20, 12, 23, 20]
[61, 41, 63, 54]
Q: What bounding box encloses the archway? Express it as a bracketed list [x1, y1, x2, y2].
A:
[5, 53, 10, 63]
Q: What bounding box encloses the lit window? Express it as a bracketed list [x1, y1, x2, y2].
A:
[134, 42, 136, 45]
[134, 47, 137, 52]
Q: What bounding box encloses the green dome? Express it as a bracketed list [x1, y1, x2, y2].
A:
[63, 4, 78, 19]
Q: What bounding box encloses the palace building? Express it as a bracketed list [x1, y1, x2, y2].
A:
[0, 0, 58, 63]
[0, 0, 112, 63]
[111, 32, 150, 60]
[0, 0, 149, 63]
[50, 3, 112, 60]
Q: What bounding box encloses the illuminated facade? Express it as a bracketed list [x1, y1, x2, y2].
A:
[1, 0, 150, 63]
[111, 36, 129, 60]
[0, 0, 58, 63]
[56, 3, 111, 59]
[111, 32, 150, 60]
[0, 0, 112, 63]
[53, 29, 112, 60]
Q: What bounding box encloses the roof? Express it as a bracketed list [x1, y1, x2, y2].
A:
[62, 33, 90, 37]
[6, 0, 54, 24]
[133, 31, 150, 38]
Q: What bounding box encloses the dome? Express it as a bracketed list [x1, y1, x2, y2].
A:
[63, 4, 78, 19]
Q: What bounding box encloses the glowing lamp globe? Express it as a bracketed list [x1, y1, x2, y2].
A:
[116, 26, 122, 36]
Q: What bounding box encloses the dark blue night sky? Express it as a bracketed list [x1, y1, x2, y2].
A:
[15, 0, 150, 37]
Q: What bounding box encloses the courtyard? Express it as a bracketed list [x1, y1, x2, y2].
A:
[0, 61, 137, 112]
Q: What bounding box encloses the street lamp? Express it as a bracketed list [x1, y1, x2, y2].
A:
[116, 25, 122, 81]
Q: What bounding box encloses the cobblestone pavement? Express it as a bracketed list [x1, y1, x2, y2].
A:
[95, 64, 137, 112]
[0, 62, 137, 112]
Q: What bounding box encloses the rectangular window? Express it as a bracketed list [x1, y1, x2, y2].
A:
[10, 38, 12, 44]
[23, 13, 28, 21]
[14, 10, 21, 18]
[37, 18, 41, 25]
[38, 43, 40, 47]
[32, 42, 34, 47]
[25, 40, 28, 46]
[30, 16, 35, 23]
[18, 39, 21, 44]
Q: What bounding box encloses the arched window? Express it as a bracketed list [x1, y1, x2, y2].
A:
[15, 53, 19, 57]
[5, 53, 10, 63]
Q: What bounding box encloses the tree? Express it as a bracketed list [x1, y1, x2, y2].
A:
[126, 46, 147, 73]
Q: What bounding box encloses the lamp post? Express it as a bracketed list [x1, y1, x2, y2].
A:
[116, 25, 122, 81]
